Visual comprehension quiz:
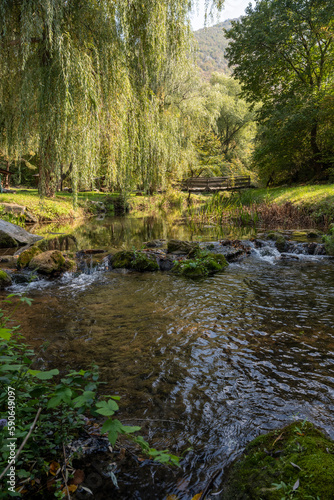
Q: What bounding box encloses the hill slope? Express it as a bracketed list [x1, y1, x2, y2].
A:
[194, 19, 235, 79]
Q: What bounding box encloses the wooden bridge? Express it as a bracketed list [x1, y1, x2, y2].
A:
[180, 175, 251, 192]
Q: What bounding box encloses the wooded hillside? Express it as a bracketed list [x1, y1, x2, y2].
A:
[194, 19, 234, 79]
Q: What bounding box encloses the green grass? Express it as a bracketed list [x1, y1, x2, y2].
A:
[237, 184, 334, 209]
[0, 189, 120, 222]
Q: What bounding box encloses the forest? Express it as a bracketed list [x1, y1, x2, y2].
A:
[1, 0, 332, 199]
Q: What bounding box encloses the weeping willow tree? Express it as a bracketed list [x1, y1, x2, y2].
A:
[0, 0, 224, 198]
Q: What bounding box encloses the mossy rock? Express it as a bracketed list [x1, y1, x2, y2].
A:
[220, 421, 334, 499]
[307, 229, 322, 238]
[132, 252, 159, 272]
[28, 250, 67, 275]
[173, 252, 228, 278]
[0, 270, 12, 288]
[17, 246, 43, 269]
[0, 230, 18, 248]
[265, 232, 287, 252]
[167, 239, 200, 256]
[111, 250, 159, 272]
[110, 251, 136, 269]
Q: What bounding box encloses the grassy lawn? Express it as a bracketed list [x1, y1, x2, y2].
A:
[0, 189, 122, 222]
[239, 184, 334, 207]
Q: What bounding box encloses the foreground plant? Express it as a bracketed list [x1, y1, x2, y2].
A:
[0, 295, 179, 498]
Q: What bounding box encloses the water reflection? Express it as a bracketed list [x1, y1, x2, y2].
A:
[30, 216, 257, 252]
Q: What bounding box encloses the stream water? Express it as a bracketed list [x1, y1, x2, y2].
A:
[3, 216, 334, 499]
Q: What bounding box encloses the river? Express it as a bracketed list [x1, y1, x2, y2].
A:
[3, 216, 334, 499]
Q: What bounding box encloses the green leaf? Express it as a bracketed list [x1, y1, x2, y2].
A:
[33, 369, 59, 380]
[96, 399, 119, 411]
[120, 425, 141, 434]
[0, 328, 11, 340]
[95, 408, 115, 416]
[101, 419, 125, 446]
[73, 391, 95, 407]
[47, 396, 62, 409]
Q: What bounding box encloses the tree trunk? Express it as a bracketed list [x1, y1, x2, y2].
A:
[310, 121, 322, 175]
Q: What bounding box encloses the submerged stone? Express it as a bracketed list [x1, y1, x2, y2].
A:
[220, 421, 334, 499]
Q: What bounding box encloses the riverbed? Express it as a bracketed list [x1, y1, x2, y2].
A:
[3, 216, 334, 499]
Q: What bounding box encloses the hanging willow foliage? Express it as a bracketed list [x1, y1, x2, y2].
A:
[0, 0, 224, 198]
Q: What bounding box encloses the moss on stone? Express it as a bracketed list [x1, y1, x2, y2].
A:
[111, 250, 159, 272]
[111, 251, 136, 269]
[0, 270, 12, 288]
[17, 246, 43, 269]
[173, 251, 228, 278]
[265, 232, 287, 252]
[132, 252, 159, 272]
[29, 250, 66, 275]
[220, 421, 334, 499]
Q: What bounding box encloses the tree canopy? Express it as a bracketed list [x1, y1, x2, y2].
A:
[226, 0, 334, 184]
[0, 0, 224, 197]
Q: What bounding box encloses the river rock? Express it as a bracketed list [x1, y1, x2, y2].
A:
[144, 239, 166, 248]
[110, 250, 159, 272]
[29, 250, 75, 275]
[0, 270, 12, 288]
[167, 239, 199, 255]
[0, 220, 43, 247]
[17, 246, 43, 269]
[219, 421, 334, 499]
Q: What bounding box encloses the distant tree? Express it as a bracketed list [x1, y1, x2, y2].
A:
[226, 0, 334, 183]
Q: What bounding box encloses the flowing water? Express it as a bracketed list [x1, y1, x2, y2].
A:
[3, 217, 334, 499]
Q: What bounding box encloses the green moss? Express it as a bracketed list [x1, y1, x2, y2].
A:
[29, 250, 66, 275]
[220, 421, 334, 499]
[17, 246, 42, 269]
[111, 251, 135, 269]
[173, 251, 228, 278]
[0, 270, 12, 288]
[111, 250, 159, 272]
[265, 232, 287, 252]
[132, 252, 159, 272]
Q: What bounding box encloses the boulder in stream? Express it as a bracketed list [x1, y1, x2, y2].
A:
[0, 220, 43, 247]
[17, 246, 43, 269]
[29, 250, 75, 275]
[167, 239, 199, 256]
[110, 250, 159, 272]
[219, 421, 334, 499]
